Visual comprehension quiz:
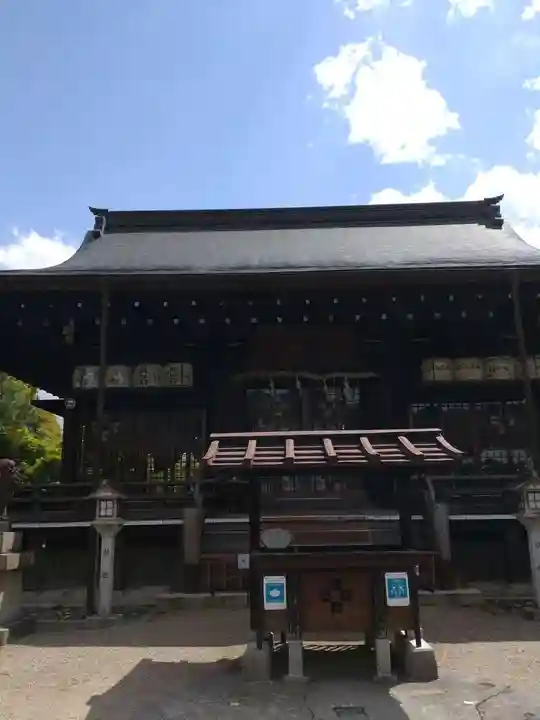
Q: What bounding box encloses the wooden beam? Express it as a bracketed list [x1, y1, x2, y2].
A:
[359, 436, 381, 463]
[322, 437, 337, 462]
[434, 434, 462, 458]
[211, 427, 443, 440]
[397, 435, 424, 459]
[202, 440, 219, 466]
[285, 437, 295, 466]
[243, 439, 257, 467]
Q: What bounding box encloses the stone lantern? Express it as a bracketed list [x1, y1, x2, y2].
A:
[88, 481, 124, 617]
[517, 476, 540, 607]
[0, 460, 34, 647]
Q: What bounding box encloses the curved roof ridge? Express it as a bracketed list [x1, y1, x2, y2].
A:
[87, 195, 505, 234]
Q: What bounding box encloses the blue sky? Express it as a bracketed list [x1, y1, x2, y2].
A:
[2, 0, 540, 268]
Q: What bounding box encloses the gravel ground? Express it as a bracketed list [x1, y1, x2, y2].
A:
[422, 604, 540, 693]
[0, 606, 539, 719]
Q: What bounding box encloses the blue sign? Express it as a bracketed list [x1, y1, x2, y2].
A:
[384, 572, 410, 607]
[263, 575, 287, 610]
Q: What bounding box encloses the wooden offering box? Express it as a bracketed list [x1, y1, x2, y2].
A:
[202, 427, 462, 648]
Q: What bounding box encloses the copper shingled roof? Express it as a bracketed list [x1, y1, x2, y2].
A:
[5, 195, 540, 280]
[201, 428, 463, 473]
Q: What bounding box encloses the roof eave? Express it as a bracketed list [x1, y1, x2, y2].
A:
[1, 264, 539, 293]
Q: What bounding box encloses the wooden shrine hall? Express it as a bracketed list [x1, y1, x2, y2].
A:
[2, 193, 540, 624]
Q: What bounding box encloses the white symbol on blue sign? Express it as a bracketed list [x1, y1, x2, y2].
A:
[387, 578, 408, 598]
[384, 572, 410, 607]
[263, 575, 287, 610]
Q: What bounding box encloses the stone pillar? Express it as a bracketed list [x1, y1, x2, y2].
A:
[520, 517, 540, 604]
[182, 507, 203, 592]
[427, 496, 454, 589]
[433, 502, 451, 562]
[375, 636, 392, 679]
[0, 526, 34, 648]
[92, 520, 123, 617]
[285, 639, 307, 682]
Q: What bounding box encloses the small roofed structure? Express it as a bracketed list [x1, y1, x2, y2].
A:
[201, 427, 463, 681]
[202, 428, 463, 472]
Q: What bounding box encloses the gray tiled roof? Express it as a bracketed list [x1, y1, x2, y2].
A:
[4, 195, 540, 277]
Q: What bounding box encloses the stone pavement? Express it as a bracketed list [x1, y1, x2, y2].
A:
[0, 607, 539, 719]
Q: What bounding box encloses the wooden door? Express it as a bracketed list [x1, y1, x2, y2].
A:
[299, 570, 373, 633]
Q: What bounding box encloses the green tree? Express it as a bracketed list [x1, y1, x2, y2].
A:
[0, 373, 62, 484]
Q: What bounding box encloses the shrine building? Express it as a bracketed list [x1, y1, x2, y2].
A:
[1, 194, 540, 604]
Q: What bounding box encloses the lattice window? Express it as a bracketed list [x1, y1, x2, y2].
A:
[528, 491, 540, 510]
[410, 399, 530, 474]
[245, 379, 362, 433]
[78, 410, 203, 486]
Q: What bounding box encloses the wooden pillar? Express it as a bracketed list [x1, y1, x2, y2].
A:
[397, 473, 414, 549]
[86, 284, 109, 614]
[504, 520, 523, 584]
[93, 283, 110, 484]
[60, 405, 80, 484]
[287, 571, 301, 640]
[170, 525, 184, 592]
[379, 330, 414, 429]
[408, 567, 422, 648]
[368, 569, 384, 651]
[182, 507, 203, 592]
[248, 472, 263, 647]
[511, 272, 540, 474]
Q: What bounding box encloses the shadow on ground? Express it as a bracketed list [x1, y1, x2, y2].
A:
[84, 655, 412, 720]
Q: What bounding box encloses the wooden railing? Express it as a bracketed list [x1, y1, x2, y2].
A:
[441, 474, 520, 516]
[8, 480, 193, 524]
[7, 473, 520, 525]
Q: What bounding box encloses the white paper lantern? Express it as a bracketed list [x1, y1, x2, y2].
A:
[484, 357, 516, 381]
[132, 364, 163, 388]
[164, 363, 193, 388]
[516, 356, 540, 380]
[72, 366, 84, 389]
[454, 358, 483, 382]
[105, 365, 131, 388]
[421, 358, 453, 382]
[80, 366, 100, 389]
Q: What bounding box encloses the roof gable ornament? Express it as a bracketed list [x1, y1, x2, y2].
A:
[481, 194, 504, 229]
[89, 207, 108, 240]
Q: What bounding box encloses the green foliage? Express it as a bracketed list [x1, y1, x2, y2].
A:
[0, 373, 62, 484]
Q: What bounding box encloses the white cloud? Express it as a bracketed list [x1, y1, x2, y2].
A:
[526, 110, 540, 152]
[524, 76, 540, 91]
[336, 0, 390, 18]
[522, 0, 540, 20]
[370, 182, 447, 204]
[0, 230, 76, 270]
[522, 78, 540, 153]
[314, 39, 460, 165]
[447, 0, 494, 20]
[369, 165, 540, 248]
